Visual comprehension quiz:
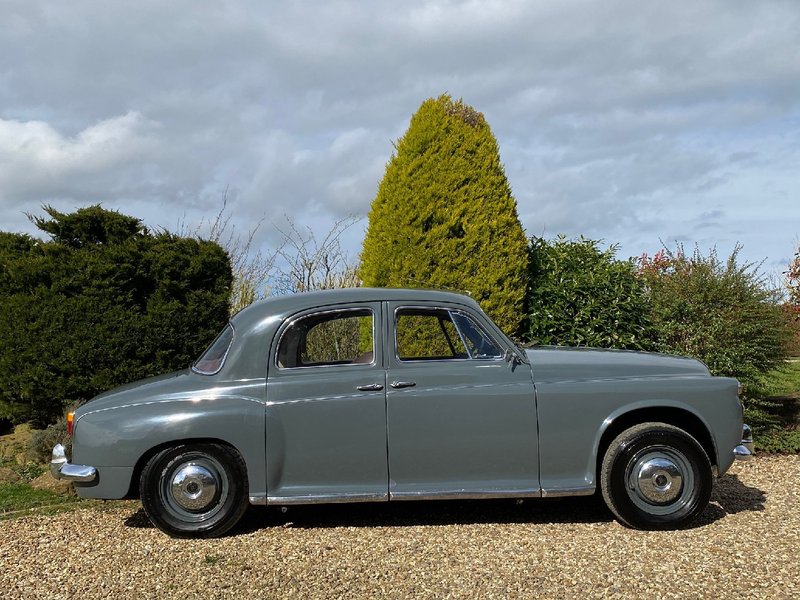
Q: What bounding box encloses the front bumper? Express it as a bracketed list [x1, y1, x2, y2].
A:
[733, 423, 754, 460]
[50, 444, 98, 483]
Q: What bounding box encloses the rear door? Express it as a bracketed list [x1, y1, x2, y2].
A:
[385, 303, 539, 499]
[265, 302, 388, 503]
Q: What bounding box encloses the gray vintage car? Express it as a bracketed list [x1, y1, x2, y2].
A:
[51, 288, 753, 537]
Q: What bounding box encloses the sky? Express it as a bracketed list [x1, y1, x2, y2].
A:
[1, 0, 799, 283]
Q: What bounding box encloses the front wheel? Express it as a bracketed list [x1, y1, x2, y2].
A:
[140, 443, 249, 538]
[601, 422, 712, 529]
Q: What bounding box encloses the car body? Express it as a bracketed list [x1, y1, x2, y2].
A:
[52, 288, 753, 537]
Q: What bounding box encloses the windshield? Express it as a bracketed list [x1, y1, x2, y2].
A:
[192, 324, 234, 375]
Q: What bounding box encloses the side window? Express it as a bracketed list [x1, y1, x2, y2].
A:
[395, 308, 469, 361]
[277, 309, 374, 368]
[450, 312, 503, 359]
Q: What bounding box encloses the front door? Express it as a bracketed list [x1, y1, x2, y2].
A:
[385, 303, 539, 499]
[265, 302, 388, 503]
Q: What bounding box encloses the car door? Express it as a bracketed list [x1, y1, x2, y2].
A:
[385, 302, 540, 499]
[265, 302, 388, 503]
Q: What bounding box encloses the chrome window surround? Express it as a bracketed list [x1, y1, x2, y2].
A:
[191, 323, 235, 376]
[393, 305, 505, 364]
[274, 307, 377, 370]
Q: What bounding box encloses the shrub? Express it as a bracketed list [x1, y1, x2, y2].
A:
[787, 245, 800, 354]
[755, 428, 800, 454]
[28, 418, 71, 465]
[360, 95, 528, 336]
[639, 245, 792, 429]
[0, 205, 232, 426]
[525, 236, 655, 349]
[788, 244, 800, 308]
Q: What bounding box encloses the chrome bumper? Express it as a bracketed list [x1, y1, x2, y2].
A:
[50, 444, 98, 483]
[733, 424, 754, 460]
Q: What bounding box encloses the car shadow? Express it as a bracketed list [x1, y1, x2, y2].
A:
[121, 472, 766, 535]
[693, 471, 767, 526]
[123, 508, 154, 529]
[235, 495, 614, 533]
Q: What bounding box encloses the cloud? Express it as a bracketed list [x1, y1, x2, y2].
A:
[0, 0, 797, 273]
[0, 112, 158, 201]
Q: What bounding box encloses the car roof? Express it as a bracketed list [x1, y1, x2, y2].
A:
[230, 287, 479, 330]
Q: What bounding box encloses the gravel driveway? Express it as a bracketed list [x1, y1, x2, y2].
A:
[1, 456, 797, 599]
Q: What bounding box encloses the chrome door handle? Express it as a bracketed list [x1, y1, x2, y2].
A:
[390, 381, 416, 389]
[356, 383, 384, 391]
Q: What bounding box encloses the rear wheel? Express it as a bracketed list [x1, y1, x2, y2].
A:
[140, 443, 249, 538]
[601, 422, 712, 529]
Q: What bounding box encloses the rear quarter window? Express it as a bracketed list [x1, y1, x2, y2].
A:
[192, 324, 234, 375]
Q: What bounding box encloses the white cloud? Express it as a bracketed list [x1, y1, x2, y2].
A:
[0, 112, 158, 200]
[0, 0, 797, 274]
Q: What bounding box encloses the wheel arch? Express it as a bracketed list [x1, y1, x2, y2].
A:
[127, 437, 247, 499]
[594, 406, 718, 484]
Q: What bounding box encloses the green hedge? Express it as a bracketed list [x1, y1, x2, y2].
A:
[525, 236, 654, 349]
[0, 206, 232, 426]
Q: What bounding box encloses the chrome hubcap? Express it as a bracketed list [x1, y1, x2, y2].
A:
[626, 446, 694, 515]
[170, 464, 218, 511]
[635, 457, 682, 504]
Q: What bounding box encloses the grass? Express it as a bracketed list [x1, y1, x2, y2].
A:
[754, 359, 800, 454]
[0, 482, 82, 519]
[0, 424, 84, 520]
[762, 358, 800, 399]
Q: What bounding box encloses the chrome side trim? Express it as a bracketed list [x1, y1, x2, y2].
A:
[249, 493, 267, 505]
[50, 444, 97, 483]
[390, 489, 541, 501]
[267, 493, 388, 505]
[541, 486, 595, 498]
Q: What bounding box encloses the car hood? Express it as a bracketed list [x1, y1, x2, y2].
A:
[525, 346, 710, 383]
[77, 370, 196, 416]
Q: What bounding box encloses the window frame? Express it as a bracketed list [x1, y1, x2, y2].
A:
[274, 307, 377, 371]
[393, 305, 505, 363]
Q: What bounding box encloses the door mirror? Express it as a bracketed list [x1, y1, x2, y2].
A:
[504, 348, 520, 365]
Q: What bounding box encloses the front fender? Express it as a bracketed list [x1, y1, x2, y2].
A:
[535, 375, 741, 494]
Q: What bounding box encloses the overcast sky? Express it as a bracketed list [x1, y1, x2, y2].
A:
[1, 0, 799, 281]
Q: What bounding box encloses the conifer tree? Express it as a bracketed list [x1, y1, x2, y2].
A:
[360, 95, 528, 335]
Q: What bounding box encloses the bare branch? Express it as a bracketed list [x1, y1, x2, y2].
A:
[272, 215, 362, 295]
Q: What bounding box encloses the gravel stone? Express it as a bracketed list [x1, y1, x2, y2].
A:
[1, 455, 797, 599]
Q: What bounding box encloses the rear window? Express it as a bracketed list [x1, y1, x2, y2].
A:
[192, 324, 234, 375]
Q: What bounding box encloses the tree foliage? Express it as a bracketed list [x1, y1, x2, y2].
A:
[360, 95, 528, 335]
[638, 245, 792, 427]
[525, 236, 654, 349]
[0, 205, 232, 426]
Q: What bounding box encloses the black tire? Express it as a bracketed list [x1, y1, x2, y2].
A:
[140, 443, 249, 538]
[600, 422, 712, 530]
